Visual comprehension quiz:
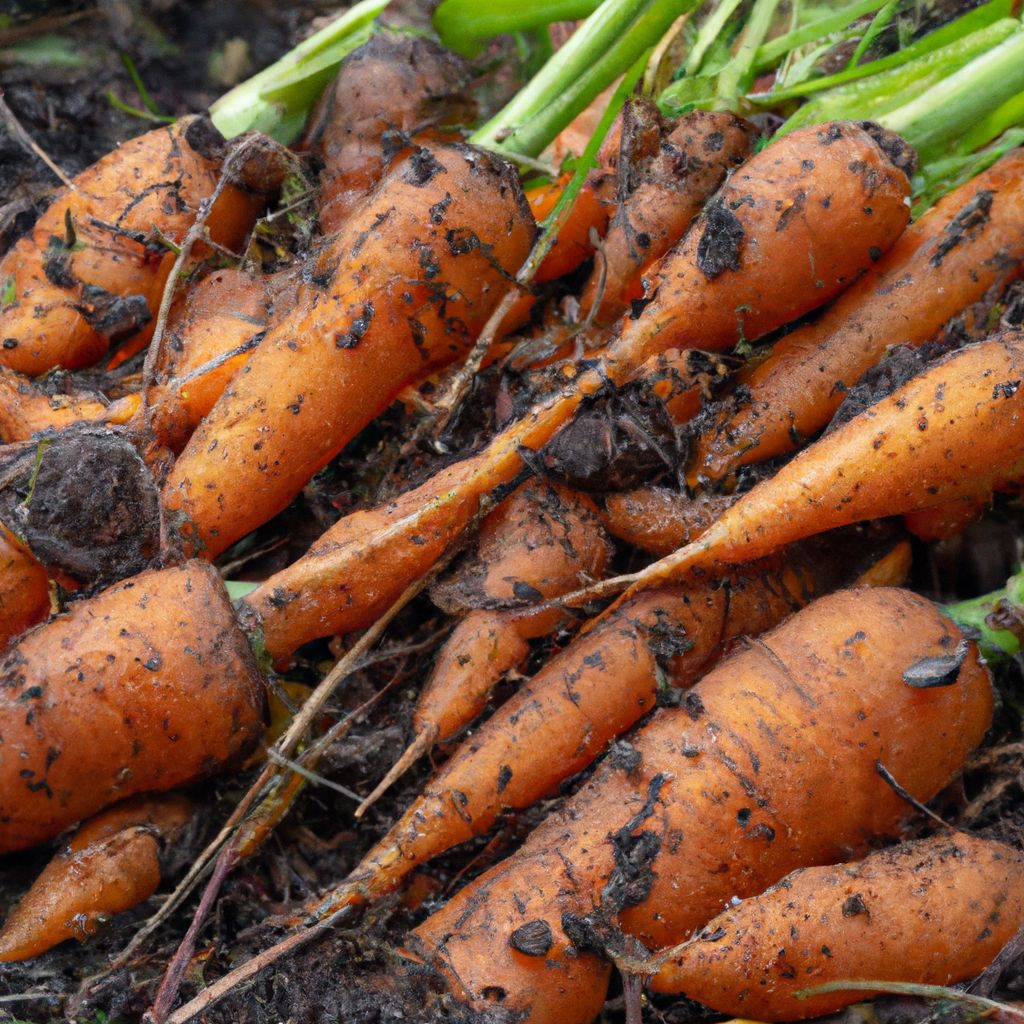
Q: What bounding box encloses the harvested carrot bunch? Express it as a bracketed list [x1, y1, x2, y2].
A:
[3, 3, 1024, 1023]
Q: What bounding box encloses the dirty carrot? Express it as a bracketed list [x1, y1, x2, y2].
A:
[407, 587, 993, 1024]
[302, 529, 909, 926]
[0, 521, 50, 649]
[601, 486, 736, 555]
[301, 30, 474, 235]
[356, 479, 611, 814]
[0, 794, 194, 961]
[0, 367, 139, 444]
[0, 561, 265, 854]
[598, 330, 1024, 602]
[690, 146, 1024, 487]
[242, 121, 914, 656]
[650, 832, 1024, 1021]
[162, 140, 535, 560]
[0, 116, 271, 376]
[578, 103, 757, 324]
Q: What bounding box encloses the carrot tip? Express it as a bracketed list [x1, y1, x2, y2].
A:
[354, 729, 434, 819]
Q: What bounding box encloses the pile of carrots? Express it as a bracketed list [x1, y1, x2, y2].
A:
[1, 17, 1024, 1024]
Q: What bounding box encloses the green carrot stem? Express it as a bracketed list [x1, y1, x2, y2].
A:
[757, 0, 1012, 99]
[753, 0, 889, 70]
[684, 0, 744, 76]
[843, 0, 899, 71]
[943, 573, 1024, 663]
[715, 0, 781, 103]
[880, 26, 1024, 160]
[470, 0, 694, 159]
[956, 90, 1024, 155]
[433, 0, 601, 57]
[516, 50, 647, 284]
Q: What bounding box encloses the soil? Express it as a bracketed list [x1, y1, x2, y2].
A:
[0, 4, 1022, 1024]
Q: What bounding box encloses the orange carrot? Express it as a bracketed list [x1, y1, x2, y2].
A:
[601, 487, 736, 555]
[0, 794, 193, 961]
[0, 367, 138, 443]
[690, 147, 1024, 487]
[356, 480, 611, 813]
[0, 521, 50, 648]
[241, 122, 913, 658]
[0, 561, 264, 853]
[301, 31, 474, 236]
[406, 588, 993, 1024]
[301, 529, 909, 926]
[162, 141, 535, 560]
[610, 331, 1024, 600]
[0, 116, 271, 375]
[651, 832, 1024, 1021]
[578, 105, 757, 324]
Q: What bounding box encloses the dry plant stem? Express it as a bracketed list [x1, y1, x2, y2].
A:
[163, 909, 350, 1024]
[0, 88, 76, 190]
[796, 983, 1024, 1022]
[147, 840, 241, 1024]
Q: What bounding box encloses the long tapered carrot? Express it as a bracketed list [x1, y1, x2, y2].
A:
[162, 141, 535, 559]
[690, 146, 1024, 487]
[605, 330, 1024, 601]
[242, 121, 913, 658]
[299, 529, 908, 926]
[0, 561, 265, 853]
[406, 588, 993, 1024]
[0, 117, 272, 376]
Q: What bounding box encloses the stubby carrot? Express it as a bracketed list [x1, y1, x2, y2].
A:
[601, 487, 736, 556]
[0, 561, 265, 853]
[578, 105, 757, 325]
[300, 530, 909, 925]
[652, 832, 1024, 1020]
[0, 367, 138, 443]
[406, 588, 993, 1024]
[241, 122, 914, 658]
[356, 480, 611, 814]
[0, 522, 50, 648]
[0, 794, 193, 961]
[0, 116, 271, 376]
[301, 31, 474, 236]
[610, 331, 1024, 600]
[690, 147, 1024, 487]
[162, 141, 535, 559]
[144, 265, 282, 450]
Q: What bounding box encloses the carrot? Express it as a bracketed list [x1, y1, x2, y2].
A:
[300, 31, 474, 236]
[162, 140, 535, 560]
[300, 530, 909, 926]
[144, 265, 282, 450]
[651, 832, 1024, 1021]
[601, 486, 736, 556]
[242, 122, 913, 656]
[0, 368, 139, 443]
[356, 479, 611, 814]
[690, 147, 1024, 488]
[610, 330, 1024, 600]
[0, 116, 272, 376]
[0, 794, 193, 961]
[0, 561, 265, 854]
[406, 587, 993, 1024]
[578, 105, 757, 325]
[902, 495, 988, 541]
[0, 521, 50, 649]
